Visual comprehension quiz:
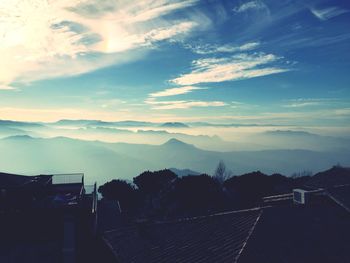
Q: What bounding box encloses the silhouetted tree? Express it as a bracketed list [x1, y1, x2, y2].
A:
[291, 170, 313, 178]
[170, 174, 227, 216]
[224, 171, 288, 207]
[213, 160, 233, 184]
[132, 169, 177, 217]
[98, 179, 138, 214]
[133, 169, 177, 195]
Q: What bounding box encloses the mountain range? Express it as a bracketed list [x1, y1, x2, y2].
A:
[0, 135, 348, 185]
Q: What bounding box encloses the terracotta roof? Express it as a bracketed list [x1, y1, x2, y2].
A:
[103, 208, 262, 263]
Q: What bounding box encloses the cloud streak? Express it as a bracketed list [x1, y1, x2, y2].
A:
[171, 53, 289, 85]
[233, 0, 268, 13]
[0, 85, 16, 90]
[187, 42, 260, 54]
[310, 6, 349, 21]
[145, 98, 226, 110]
[149, 86, 205, 97]
[283, 98, 340, 108]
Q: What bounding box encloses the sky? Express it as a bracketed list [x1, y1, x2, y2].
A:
[0, 0, 350, 126]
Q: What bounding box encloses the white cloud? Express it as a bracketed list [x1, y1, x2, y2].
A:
[145, 98, 226, 110]
[188, 42, 260, 54]
[0, 0, 199, 87]
[171, 53, 289, 85]
[233, 0, 267, 13]
[149, 86, 205, 97]
[310, 6, 349, 21]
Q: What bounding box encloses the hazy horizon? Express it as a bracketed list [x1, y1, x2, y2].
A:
[1, 118, 349, 185]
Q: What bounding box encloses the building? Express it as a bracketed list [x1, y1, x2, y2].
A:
[0, 172, 98, 263]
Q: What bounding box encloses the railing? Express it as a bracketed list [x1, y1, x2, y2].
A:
[85, 183, 98, 212]
[91, 183, 98, 214]
[91, 182, 98, 236]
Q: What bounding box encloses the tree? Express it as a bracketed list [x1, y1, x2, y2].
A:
[133, 169, 177, 195]
[291, 170, 313, 178]
[213, 160, 232, 184]
[98, 179, 138, 214]
[171, 174, 227, 215]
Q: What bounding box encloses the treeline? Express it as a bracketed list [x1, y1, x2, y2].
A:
[99, 166, 350, 219]
[98, 170, 224, 219]
[98, 164, 350, 219]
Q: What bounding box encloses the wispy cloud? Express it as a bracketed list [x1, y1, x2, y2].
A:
[310, 6, 349, 21]
[149, 86, 205, 97]
[171, 53, 289, 85]
[233, 0, 267, 13]
[0, 0, 199, 87]
[145, 98, 226, 110]
[186, 42, 260, 54]
[200, 108, 350, 125]
[334, 108, 350, 116]
[0, 85, 16, 90]
[283, 98, 340, 108]
[147, 85, 215, 109]
[111, 0, 199, 23]
[230, 101, 257, 109]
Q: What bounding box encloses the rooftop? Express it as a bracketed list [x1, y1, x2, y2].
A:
[103, 208, 262, 263]
[103, 185, 350, 263]
[0, 173, 85, 210]
[239, 194, 350, 263]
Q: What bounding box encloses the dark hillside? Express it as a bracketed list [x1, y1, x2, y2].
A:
[306, 166, 350, 188]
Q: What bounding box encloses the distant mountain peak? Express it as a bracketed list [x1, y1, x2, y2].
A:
[162, 138, 194, 148]
[4, 135, 34, 140]
[164, 138, 186, 145]
[161, 122, 189, 128]
[265, 130, 315, 136]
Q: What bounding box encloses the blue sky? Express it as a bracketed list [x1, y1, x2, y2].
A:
[0, 0, 350, 125]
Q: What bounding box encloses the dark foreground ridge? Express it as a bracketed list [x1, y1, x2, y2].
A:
[1, 167, 350, 263]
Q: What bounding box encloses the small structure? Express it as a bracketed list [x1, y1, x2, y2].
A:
[293, 188, 325, 205]
[293, 189, 310, 204]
